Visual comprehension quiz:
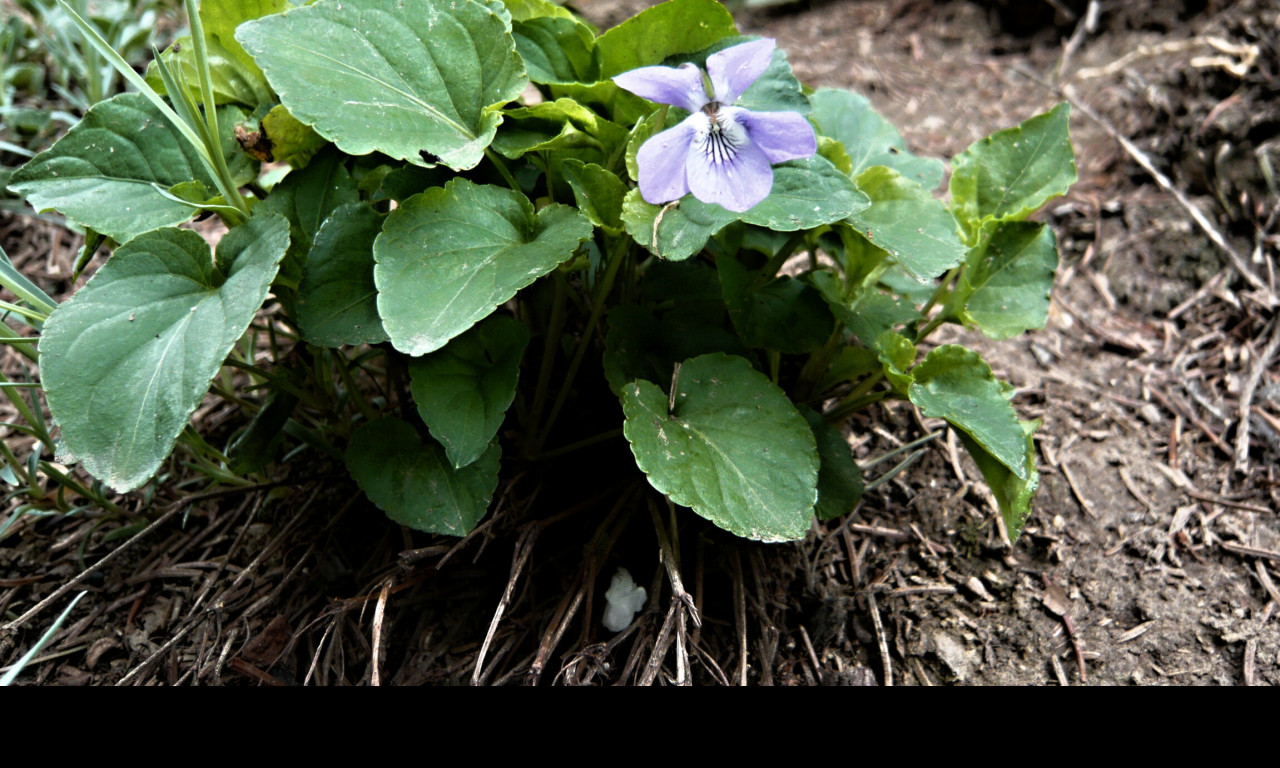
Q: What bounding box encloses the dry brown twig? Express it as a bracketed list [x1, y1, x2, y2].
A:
[472, 524, 537, 685]
[1235, 319, 1280, 473]
[866, 590, 891, 687]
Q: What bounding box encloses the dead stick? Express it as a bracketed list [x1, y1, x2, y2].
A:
[5, 503, 184, 633]
[867, 590, 892, 687]
[472, 525, 537, 686]
[1235, 320, 1280, 472]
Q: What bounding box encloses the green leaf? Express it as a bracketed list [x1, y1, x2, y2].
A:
[596, 0, 737, 77]
[847, 166, 967, 281]
[146, 0, 289, 109]
[622, 189, 735, 261]
[39, 214, 289, 492]
[227, 389, 299, 474]
[263, 146, 359, 290]
[955, 221, 1058, 340]
[718, 256, 834, 354]
[817, 135, 853, 175]
[237, 0, 527, 170]
[561, 159, 626, 235]
[621, 352, 819, 542]
[816, 346, 880, 394]
[809, 88, 945, 189]
[513, 15, 600, 85]
[500, 0, 575, 21]
[603, 306, 744, 395]
[908, 345, 1028, 480]
[147, 34, 274, 110]
[260, 105, 328, 168]
[956, 420, 1039, 543]
[621, 155, 865, 260]
[8, 92, 216, 243]
[738, 155, 869, 231]
[808, 270, 919, 347]
[875, 331, 916, 394]
[0, 245, 56, 316]
[374, 179, 592, 355]
[801, 408, 863, 521]
[346, 416, 501, 535]
[219, 105, 260, 187]
[296, 203, 388, 347]
[949, 102, 1076, 236]
[408, 314, 529, 468]
[489, 98, 626, 162]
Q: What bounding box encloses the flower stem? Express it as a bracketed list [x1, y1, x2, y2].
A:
[536, 428, 625, 461]
[485, 148, 521, 192]
[525, 273, 568, 456]
[913, 266, 961, 342]
[535, 237, 628, 453]
[757, 232, 806, 282]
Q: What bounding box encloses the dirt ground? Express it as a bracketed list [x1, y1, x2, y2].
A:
[1, 0, 1277, 685]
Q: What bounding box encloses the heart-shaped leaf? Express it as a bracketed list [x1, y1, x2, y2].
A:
[908, 345, 1028, 480]
[955, 221, 1058, 340]
[374, 179, 592, 355]
[237, 0, 527, 170]
[296, 203, 388, 347]
[800, 407, 864, 522]
[596, 0, 736, 77]
[809, 88, 945, 189]
[956, 420, 1039, 543]
[622, 353, 819, 542]
[346, 416, 501, 535]
[847, 166, 967, 281]
[408, 314, 529, 468]
[9, 92, 216, 243]
[949, 102, 1076, 236]
[39, 214, 289, 491]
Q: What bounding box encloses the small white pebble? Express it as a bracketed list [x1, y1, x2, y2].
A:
[603, 567, 647, 632]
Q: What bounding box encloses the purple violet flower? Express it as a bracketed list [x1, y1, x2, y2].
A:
[613, 38, 817, 213]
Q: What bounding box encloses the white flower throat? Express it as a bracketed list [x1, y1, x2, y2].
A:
[696, 102, 746, 166]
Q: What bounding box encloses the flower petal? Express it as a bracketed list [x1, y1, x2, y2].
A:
[733, 107, 817, 164]
[612, 63, 709, 112]
[707, 39, 775, 105]
[636, 116, 699, 205]
[685, 122, 773, 213]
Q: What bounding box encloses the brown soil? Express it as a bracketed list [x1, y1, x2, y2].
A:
[2, 0, 1277, 685]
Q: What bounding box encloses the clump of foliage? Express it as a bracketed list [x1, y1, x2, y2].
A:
[4, 0, 1075, 544]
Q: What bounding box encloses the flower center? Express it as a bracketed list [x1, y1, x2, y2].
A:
[697, 102, 746, 166]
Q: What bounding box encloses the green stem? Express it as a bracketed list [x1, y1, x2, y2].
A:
[819, 394, 890, 422]
[39, 462, 125, 515]
[526, 273, 568, 451]
[0, 439, 33, 488]
[541, 152, 555, 204]
[537, 428, 625, 461]
[0, 371, 52, 453]
[535, 237, 628, 452]
[794, 328, 844, 402]
[334, 347, 378, 424]
[485, 149, 521, 192]
[913, 266, 961, 342]
[757, 232, 806, 282]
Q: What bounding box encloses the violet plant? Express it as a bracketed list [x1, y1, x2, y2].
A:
[4, 0, 1075, 544]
